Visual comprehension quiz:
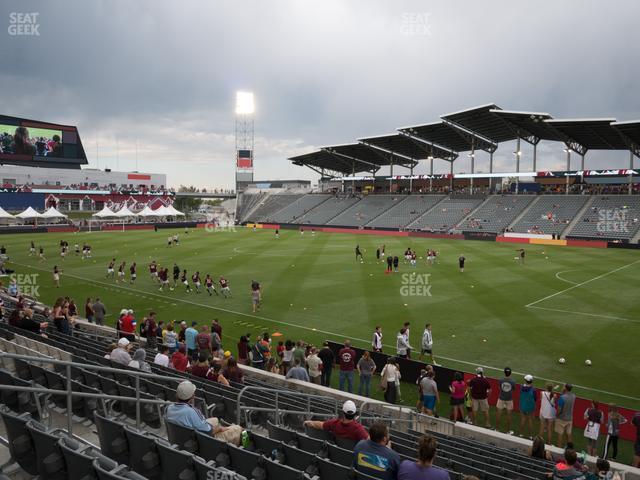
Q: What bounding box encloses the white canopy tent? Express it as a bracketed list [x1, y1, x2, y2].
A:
[113, 206, 137, 218]
[164, 204, 185, 216]
[137, 205, 161, 217]
[41, 206, 68, 219]
[0, 206, 14, 219]
[93, 206, 117, 218]
[15, 207, 43, 219]
[152, 205, 170, 216]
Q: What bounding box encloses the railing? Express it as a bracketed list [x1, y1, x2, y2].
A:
[0, 352, 176, 434]
[359, 400, 456, 435]
[235, 385, 340, 426]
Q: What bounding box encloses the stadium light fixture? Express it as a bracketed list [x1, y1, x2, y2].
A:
[236, 91, 255, 115]
[467, 153, 474, 158]
[513, 150, 522, 156]
[427, 155, 434, 160]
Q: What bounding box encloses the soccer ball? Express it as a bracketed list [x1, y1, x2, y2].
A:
[585, 359, 592, 366]
[558, 357, 566, 364]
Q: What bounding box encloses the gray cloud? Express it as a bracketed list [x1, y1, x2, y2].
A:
[1, 0, 638, 187]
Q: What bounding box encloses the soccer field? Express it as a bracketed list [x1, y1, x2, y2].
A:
[2, 227, 639, 409]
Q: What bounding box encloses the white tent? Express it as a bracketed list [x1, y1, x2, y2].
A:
[93, 206, 116, 218]
[137, 205, 161, 217]
[113, 206, 137, 218]
[41, 206, 68, 219]
[0, 206, 14, 219]
[152, 205, 170, 216]
[15, 207, 43, 219]
[164, 204, 185, 216]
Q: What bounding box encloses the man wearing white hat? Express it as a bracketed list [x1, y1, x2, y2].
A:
[303, 400, 369, 443]
[109, 337, 132, 366]
[165, 380, 244, 445]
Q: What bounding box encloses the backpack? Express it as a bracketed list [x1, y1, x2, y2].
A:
[252, 342, 264, 364]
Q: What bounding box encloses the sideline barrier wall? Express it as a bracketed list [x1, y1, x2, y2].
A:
[327, 341, 639, 441]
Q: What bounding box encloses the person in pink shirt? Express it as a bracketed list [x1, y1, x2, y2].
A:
[449, 371, 466, 422]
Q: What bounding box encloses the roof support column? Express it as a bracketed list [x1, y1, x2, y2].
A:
[533, 143, 537, 172]
[351, 161, 355, 193]
[515, 137, 521, 195]
[488, 151, 493, 193]
[450, 160, 454, 193]
[630, 150, 634, 195]
[470, 141, 475, 193]
[429, 157, 434, 193]
[409, 165, 414, 194]
[320, 168, 325, 193]
[565, 149, 571, 195]
[389, 156, 394, 193]
[580, 153, 585, 171]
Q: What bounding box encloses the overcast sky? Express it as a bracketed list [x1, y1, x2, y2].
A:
[1, 0, 639, 188]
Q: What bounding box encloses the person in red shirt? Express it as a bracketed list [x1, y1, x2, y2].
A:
[304, 400, 368, 443]
[196, 325, 212, 357]
[170, 344, 189, 372]
[468, 367, 492, 428]
[119, 309, 136, 342]
[338, 340, 356, 393]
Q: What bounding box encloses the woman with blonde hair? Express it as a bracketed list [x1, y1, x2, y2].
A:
[539, 383, 556, 444]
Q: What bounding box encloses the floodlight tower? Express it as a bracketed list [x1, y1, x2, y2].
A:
[235, 91, 255, 193]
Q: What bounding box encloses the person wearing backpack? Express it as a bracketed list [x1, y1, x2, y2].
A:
[252, 333, 270, 370]
[143, 312, 158, 350]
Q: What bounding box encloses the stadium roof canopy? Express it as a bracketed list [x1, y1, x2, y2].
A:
[611, 120, 640, 157]
[289, 102, 640, 177]
[358, 133, 454, 162]
[545, 118, 629, 155]
[290, 142, 418, 175]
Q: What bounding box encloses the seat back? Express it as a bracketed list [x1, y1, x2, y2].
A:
[0, 408, 38, 475]
[295, 431, 325, 455]
[123, 426, 161, 479]
[249, 431, 283, 460]
[280, 443, 318, 473]
[304, 424, 334, 443]
[58, 436, 102, 480]
[264, 458, 305, 480]
[327, 443, 354, 467]
[195, 431, 231, 467]
[165, 419, 198, 453]
[334, 435, 357, 451]
[228, 444, 266, 480]
[267, 421, 297, 445]
[94, 413, 129, 465]
[156, 438, 197, 480]
[26, 420, 66, 479]
[317, 457, 353, 480]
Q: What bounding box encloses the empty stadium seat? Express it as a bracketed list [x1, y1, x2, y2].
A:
[0, 407, 38, 475]
[94, 412, 130, 466]
[58, 436, 107, 480]
[264, 457, 306, 480]
[123, 426, 162, 479]
[303, 423, 333, 443]
[267, 421, 298, 445]
[195, 430, 231, 467]
[228, 444, 267, 480]
[155, 438, 197, 480]
[92, 456, 147, 480]
[26, 419, 67, 479]
[166, 419, 199, 453]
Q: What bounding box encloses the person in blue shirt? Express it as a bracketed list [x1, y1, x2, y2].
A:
[519, 374, 538, 438]
[184, 321, 199, 359]
[165, 380, 225, 434]
[353, 422, 401, 480]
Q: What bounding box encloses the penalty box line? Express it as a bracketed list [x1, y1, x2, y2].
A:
[13, 261, 640, 404]
[526, 259, 640, 308]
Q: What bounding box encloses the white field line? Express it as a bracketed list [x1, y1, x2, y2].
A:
[13, 261, 640, 404]
[554, 270, 578, 285]
[526, 259, 640, 308]
[528, 305, 640, 325]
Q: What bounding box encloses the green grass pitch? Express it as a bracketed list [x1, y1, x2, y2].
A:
[2, 227, 638, 407]
[2, 226, 639, 460]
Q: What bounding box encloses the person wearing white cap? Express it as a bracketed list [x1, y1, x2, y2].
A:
[303, 400, 368, 443]
[165, 380, 244, 445]
[109, 337, 132, 366]
[519, 374, 537, 438]
[467, 367, 491, 428]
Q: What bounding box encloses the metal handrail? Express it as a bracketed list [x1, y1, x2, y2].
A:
[236, 385, 340, 425]
[0, 351, 182, 433]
